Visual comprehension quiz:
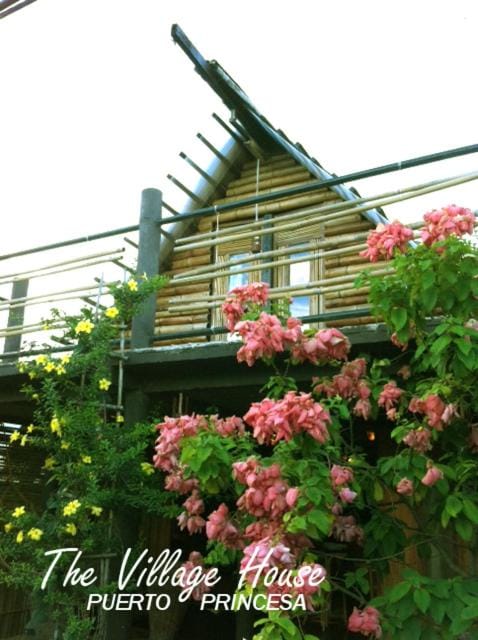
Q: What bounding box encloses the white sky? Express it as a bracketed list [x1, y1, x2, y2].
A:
[1, 0, 477, 258]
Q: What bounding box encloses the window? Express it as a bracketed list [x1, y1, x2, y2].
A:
[289, 251, 311, 318]
[228, 253, 250, 290]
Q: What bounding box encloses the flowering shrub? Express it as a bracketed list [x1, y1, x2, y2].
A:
[1, 275, 170, 638]
[152, 207, 478, 640]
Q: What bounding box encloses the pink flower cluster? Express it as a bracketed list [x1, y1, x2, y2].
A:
[421, 205, 475, 246]
[244, 392, 331, 445]
[177, 490, 206, 534]
[421, 465, 443, 487]
[240, 537, 296, 584]
[205, 503, 242, 548]
[210, 415, 245, 437]
[235, 313, 288, 366]
[347, 606, 382, 638]
[330, 465, 357, 504]
[378, 381, 404, 421]
[233, 458, 299, 520]
[153, 414, 206, 473]
[402, 427, 432, 454]
[313, 358, 372, 420]
[221, 282, 269, 331]
[360, 221, 414, 262]
[395, 477, 414, 496]
[408, 395, 455, 431]
[179, 552, 216, 601]
[291, 327, 351, 364]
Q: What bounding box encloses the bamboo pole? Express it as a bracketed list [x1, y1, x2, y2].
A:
[0, 285, 114, 313]
[157, 270, 388, 317]
[0, 248, 125, 284]
[175, 170, 478, 250]
[170, 233, 399, 287]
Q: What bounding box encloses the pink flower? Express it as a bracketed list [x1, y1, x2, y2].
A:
[244, 392, 331, 445]
[153, 414, 206, 472]
[330, 465, 354, 488]
[396, 478, 414, 496]
[348, 606, 382, 638]
[402, 428, 432, 453]
[354, 398, 372, 420]
[339, 487, 357, 504]
[235, 461, 299, 520]
[235, 312, 286, 366]
[409, 395, 454, 431]
[206, 504, 242, 548]
[421, 205, 475, 246]
[378, 381, 403, 412]
[240, 538, 296, 584]
[212, 415, 245, 437]
[221, 282, 270, 331]
[179, 552, 216, 601]
[361, 220, 414, 262]
[421, 465, 443, 487]
[177, 490, 206, 534]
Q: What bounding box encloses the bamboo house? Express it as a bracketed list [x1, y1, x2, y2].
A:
[0, 23, 477, 640]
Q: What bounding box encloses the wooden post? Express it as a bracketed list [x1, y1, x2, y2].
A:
[4, 278, 29, 358]
[131, 188, 162, 349]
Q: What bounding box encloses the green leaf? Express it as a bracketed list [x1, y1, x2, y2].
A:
[430, 335, 452, 355]
[413, 588, 431, 614]
[445, 495, 463, 518]
[391, 307, 408, 331]
[422, 287, 438, 313]
[462, 498, 478, 525]
[462, 603, 478, 620]
[455, 518, 473, 541]
[389, 581, 412, 603]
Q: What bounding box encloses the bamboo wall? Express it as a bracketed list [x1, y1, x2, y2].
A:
[155, 153, 379, 344]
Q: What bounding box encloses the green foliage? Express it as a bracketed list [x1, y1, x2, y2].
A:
[1, 275, 167, 636]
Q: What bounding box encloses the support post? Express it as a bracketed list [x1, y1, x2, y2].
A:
[4, 278, 29, 358]
[131, 188, 162, 349]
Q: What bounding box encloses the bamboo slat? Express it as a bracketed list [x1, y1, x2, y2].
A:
[225, 168, 312, 198]
[155, 322, 208, 334]
[227, 165, 308, 193]
[155, 314, 209, 325]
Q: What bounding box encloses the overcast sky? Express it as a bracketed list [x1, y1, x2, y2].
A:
[1, 0, 477, 257]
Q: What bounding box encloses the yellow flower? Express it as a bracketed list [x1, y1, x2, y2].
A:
[9, 431, 21, 443]
[105, 306, 119, 319]
[56, 365, 66, 376]
[141, 462, 155, 476]
[61, 355, 71, 365]
[43, 456, 56, 470]
[65, 523, 77, 536]
[90, 506, 103, 517]
[28, 371, 37, 380]
[27, 528, 43, 541]
[26, 424, 35, 433]
[63, 500, 81, 517]
[42, 322, 51, 331]
[4, 522, 13, 533]
[44, 362, 56, 373]
[116, 414, 124, 423]
[32, 393, 40, 401]
[75, 319, 94, 335]
[12, 506, 26, 519]
[81, 455, 92, 464]
[20, 435, 28, 447]
[35, 355, 47, 365]
[60, 441, 70, 450]
[17, 362, 27, 373]
[98, 378, 111, 391]
[127, 279, 138, 292]
[50, 416, 61, 436]
[16, 531, 24, 544]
